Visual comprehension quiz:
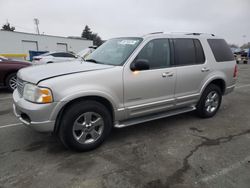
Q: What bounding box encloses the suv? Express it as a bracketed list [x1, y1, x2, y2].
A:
[13, 33, 237, 151]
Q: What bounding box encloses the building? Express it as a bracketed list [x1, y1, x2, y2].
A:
[0, 30, 93, 59]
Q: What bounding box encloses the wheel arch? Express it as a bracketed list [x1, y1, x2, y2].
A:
[53, 95, 115, 134]
[200, 77, 226, 96]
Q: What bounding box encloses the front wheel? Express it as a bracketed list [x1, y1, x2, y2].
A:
[6, 73, 17, 92]
[196, 84, 222, 118]
[59, 100, 112, 151]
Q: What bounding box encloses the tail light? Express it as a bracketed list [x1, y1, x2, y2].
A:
[33, 57, 41, 61]
[233, 65, 238, 78]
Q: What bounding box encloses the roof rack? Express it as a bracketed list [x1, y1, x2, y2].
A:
[185, 33, 215, 37]
[143, 32, 164, 37]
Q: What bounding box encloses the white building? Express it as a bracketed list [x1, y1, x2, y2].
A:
[0, 30, 93, 59]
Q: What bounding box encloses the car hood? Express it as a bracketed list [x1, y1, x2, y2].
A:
[18, 60, 114, 84]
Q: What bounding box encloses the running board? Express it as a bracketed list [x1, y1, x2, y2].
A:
[114, 106, 196, 128]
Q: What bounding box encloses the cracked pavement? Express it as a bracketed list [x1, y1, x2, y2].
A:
[0, 64, 250, 188]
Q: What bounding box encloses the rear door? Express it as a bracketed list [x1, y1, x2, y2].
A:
[172, 38, 208, 107]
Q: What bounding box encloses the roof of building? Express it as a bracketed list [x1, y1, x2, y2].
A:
[0, 30, 90, 41]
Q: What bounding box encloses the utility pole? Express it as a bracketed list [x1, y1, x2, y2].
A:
[34, 18, 40, 34]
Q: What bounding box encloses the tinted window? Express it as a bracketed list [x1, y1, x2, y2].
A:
[207, 39, 234, 62]
[173, 38, 205, 66]
[51, 53, 74, 57]
[194, 39, 205, 63]
[63, 53, 76, 58]
[51, 53, 61, 57]
[136, 39, 170, 69]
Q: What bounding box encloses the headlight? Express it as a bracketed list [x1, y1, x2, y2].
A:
[23, 83, 53, 103]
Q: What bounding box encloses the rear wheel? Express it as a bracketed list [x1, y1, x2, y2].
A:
[59, 100, 112, 151]
[196, 84, 222, 118]
[5, 73, 17, 92]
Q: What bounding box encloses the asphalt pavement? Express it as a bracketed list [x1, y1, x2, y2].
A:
[0, 64, 250, 188]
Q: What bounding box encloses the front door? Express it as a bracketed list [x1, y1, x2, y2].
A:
[123, 38, 176, 118]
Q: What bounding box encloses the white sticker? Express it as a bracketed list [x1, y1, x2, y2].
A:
[119, 40, 138, 45]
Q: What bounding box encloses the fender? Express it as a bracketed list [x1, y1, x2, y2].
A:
[49, 90, 120, 121]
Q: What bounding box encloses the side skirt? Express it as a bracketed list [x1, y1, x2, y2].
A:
[114, 106, 196, 128]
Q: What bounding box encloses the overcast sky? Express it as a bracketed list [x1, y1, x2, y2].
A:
[0, 0, 249, 45]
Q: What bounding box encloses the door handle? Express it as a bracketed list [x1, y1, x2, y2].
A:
[162, 72, 174, 77]
[201, 67, 210, 72]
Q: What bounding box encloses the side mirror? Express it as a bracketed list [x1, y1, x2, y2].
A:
[130, 59, 150, 71]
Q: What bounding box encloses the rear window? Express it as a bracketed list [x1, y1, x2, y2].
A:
[207, 39, 234, 62]
[173, 38, 205, 66]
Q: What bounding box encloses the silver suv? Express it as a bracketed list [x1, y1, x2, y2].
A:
[13, 33, 237, 151]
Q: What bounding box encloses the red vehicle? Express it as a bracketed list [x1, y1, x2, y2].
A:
[0, 56, 31, 91]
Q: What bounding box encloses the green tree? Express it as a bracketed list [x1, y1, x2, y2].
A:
[81, 25, 103, 46]
[90, 33, 103, 46]
[1, 23, 15, 31]
[81, 25, 92, 39]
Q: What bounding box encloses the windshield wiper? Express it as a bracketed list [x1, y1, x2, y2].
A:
[85, 59, 100, 64]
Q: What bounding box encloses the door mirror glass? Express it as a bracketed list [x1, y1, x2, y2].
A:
[130, 59, 150, 71]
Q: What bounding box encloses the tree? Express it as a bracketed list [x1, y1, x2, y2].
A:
[81, 25, 103, 46]
[81, 25, 92, 39]
[241, 42, 250, 49]
[89, 33, 103, 46]
[1, 23, 15, 31]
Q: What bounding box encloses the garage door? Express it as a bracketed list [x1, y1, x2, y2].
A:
[57, 43, 68, 52]
[22, 40, 38, 60]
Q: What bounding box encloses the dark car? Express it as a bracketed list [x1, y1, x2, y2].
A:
[0, 56, 31, 91]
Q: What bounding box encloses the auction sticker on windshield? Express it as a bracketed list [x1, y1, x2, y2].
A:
[119, 40, 139, 45]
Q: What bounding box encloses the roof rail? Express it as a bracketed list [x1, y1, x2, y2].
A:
[185, 33, 216, 37]
[143, 32, 164, 37]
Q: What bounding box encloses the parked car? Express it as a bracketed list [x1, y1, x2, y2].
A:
[241, 49, 249, 64]
[32, 52, 77, 65]
[13, 33, 237, 151]
[77, 46, 97, 60]
[0, 56, 31, 91]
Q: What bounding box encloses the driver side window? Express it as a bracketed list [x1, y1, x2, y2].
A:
[136, 39, 171, 69]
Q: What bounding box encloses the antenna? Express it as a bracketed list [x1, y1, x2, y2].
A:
[34, 18, 40, 34]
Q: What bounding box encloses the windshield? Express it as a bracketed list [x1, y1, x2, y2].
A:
[85, 37, 142, 66]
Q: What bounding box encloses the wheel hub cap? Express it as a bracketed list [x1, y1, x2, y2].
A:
[72, 112, 104, 144]
[205, 91, 219, 113]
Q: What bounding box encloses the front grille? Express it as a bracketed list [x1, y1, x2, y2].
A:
[17, 77, 24, 97]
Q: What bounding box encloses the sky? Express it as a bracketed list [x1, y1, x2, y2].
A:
[0, 0, 249, 46]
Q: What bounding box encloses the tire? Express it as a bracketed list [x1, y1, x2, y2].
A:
[47, 61, 53, 64]
[5, 73, 17, 92]
[196, 84, 222, 118]
[59, 100, 112, 151]
[243, 61, 247, 64]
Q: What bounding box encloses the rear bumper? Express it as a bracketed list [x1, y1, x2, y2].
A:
[224, 84, 235, 95]
[13, 89, 56, 132]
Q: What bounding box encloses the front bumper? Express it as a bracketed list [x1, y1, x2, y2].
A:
[13, 89, 57, 132]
